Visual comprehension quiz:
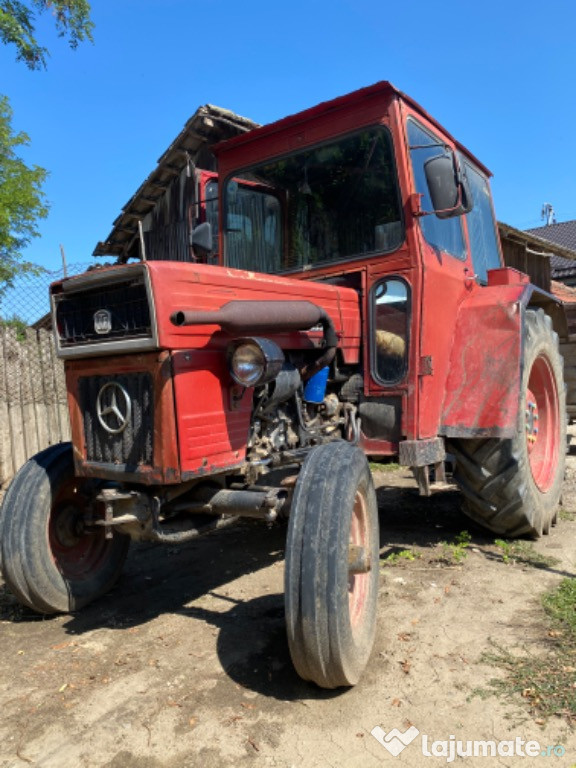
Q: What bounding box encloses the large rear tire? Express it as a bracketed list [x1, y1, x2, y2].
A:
[449, 309, 565, 538]
[0, 443, 129, 613]
[285, 441, 379, 688]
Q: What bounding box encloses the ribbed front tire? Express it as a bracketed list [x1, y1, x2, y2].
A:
[285, 441, 379, 688]
[0, 443, 129, 613]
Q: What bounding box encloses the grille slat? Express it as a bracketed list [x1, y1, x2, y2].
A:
[56, 279, 152, 348]
[80, 373, 154, 467]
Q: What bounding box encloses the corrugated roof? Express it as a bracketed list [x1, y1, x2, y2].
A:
[93, 105, 258, 260]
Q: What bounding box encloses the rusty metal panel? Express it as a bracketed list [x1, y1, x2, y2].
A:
[172, 349, 250, 474]
[440, 287, 523, 437]
[65, 351, 180, 484]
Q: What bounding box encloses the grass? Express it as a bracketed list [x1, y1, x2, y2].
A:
[380, 548, 421, 566]
[559, 507, 576, 522]
[369, 461, 400, 473]
[494, 539, 560, 569]
[477, 578, 576, 725]
[435, 530, 471, 564]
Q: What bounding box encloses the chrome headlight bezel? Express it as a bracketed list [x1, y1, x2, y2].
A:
[227, 337, 285, 387]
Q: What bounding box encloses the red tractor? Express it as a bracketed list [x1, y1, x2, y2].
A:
[0, 82, 565, 689]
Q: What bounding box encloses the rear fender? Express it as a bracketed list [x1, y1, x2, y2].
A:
[440, 283, 531, 439]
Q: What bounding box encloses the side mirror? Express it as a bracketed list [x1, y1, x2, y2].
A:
[191, 221, 213, 253]
[424, 153, 473, 219]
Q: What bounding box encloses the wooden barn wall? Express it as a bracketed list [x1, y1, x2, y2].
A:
[142, 166, 194, 261]
[499, 235, 551, 293]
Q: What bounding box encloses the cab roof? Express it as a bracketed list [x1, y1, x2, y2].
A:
[214, 80, 491, 177]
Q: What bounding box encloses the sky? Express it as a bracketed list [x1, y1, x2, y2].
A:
[1, 0, 576, 273]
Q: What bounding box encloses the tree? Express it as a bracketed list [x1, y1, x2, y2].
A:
[0, 0, 93, 69]
[0, 95, 48, 287]
[0, 1, 93, 291]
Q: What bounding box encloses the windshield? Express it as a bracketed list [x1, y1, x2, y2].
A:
[223, 126, 403, 274]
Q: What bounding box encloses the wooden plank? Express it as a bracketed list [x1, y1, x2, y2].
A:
[5, 327, 27, 477]
[46, 330, 70, 441]
[30, 329, 50, 451]
[21, 328, 40, 458]
[38, 327, 60, 444]
[0, 328, 11, 485]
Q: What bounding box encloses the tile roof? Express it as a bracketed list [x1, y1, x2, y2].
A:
[551, 280, 576, 304]
[550, 254, 576, 279]
[526, 220, 576, 251]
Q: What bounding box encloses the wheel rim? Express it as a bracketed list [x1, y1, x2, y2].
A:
[48, 478, 111, 580]
[348, 490, 370, 637]
[525, 354, 559, 492]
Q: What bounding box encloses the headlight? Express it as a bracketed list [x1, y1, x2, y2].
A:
[228, 337, 285, 387]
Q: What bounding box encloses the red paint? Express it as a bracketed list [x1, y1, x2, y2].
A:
[526, 355, 560, 491]
[441, 287, 526, 436]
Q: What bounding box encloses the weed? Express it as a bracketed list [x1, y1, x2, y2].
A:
[381, 549, 420, 567]
[369, 461, 400, 473]
[559, 507, 576, 522]
[494, 539, 560, 569]
[477, 579, 576, 724]
[436, 530, 471, 564]
[543, 579, 576, 637]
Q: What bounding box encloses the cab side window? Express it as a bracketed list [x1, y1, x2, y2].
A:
[407, 120, 466, 260]
[464, 161, 502, 282]
[373, 278, 409, 383]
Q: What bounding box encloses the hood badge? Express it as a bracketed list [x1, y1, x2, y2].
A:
[94, 309, 112, 335]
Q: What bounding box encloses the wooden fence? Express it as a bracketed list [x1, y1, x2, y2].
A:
[0, 326, 69, 487]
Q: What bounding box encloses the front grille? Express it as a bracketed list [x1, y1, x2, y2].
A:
[80, 373, 154, 467]
[55, 276, 152, 348]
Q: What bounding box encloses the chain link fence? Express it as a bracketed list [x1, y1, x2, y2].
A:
[0, 262, 93, 485]
[0, 262, 93, 326]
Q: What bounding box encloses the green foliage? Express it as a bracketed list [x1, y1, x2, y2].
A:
[494, 539, 560, 569]
[543, 578, 576, 637]
[437, 530, 471, 564]
[477, 580, 576, 724]
[380, 548, 420, 566]
[0, 0, 93, 69]
[0, 2, 93, 291]
[0, 95, 48, 291]
[0, 314, 28, 340]
[368, 460, 400, 473]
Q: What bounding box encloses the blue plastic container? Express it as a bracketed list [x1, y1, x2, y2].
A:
[303, 366, 329, 403]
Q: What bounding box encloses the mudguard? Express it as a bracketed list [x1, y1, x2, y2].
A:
[440, 275, 537, 439]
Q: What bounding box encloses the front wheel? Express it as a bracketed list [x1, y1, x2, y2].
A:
[449, 309, 566, 538]
[0, 443, 129, 613]
[285, 441, 379, 688]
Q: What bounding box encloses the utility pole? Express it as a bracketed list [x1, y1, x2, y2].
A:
[59, 244, 68, 277]
[541, 203, 556, 226]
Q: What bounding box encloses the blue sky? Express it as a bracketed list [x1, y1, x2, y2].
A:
[2, 0, 576, 272]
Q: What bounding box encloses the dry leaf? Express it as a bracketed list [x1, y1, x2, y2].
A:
[400, 659, 411, 674]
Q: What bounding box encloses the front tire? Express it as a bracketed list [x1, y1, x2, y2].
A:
[285, 441, 379, 688]
[0, 443, 129, 613]
[449, 309, 565, 538]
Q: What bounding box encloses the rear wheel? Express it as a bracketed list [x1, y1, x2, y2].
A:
[285, 441, 379, 688]
[449, 309, 565, 538]
[0, 443, 129, 613]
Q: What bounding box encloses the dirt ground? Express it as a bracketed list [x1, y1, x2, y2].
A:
[1, 447, 576, 768]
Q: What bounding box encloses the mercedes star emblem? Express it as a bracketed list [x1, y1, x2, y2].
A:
[96, 382, 132, 434]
